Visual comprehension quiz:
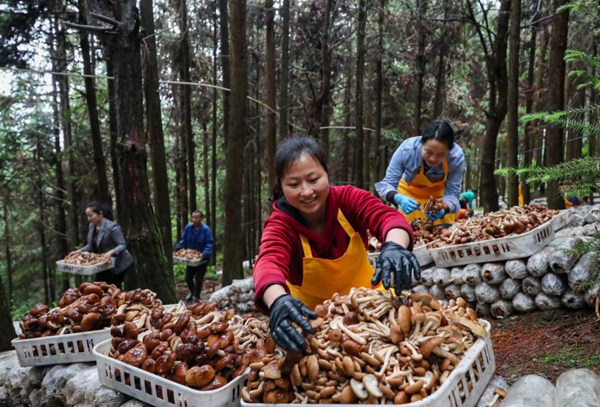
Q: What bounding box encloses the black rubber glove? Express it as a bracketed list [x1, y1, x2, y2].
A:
[268, 294, 317, 354]
[372, 241, 421, 293]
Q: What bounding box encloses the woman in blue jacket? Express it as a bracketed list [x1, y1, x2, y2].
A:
[175, 210, 214, 302]
[72, 202, 133, 287]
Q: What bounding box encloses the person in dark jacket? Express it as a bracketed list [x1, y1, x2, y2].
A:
[175, 210, 214, 302]
[71, 202, 133, 288]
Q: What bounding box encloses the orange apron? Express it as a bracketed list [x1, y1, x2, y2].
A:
[287, 209, 382, 309]
[398, 160, 456, 225]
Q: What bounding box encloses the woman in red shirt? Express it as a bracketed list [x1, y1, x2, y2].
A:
[254, 136, 420, 354]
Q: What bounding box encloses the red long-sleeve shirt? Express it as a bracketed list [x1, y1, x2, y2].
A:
[253, 185, 414, 313]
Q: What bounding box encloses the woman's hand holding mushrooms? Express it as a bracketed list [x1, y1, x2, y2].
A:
[372, 242, 421, 293]
[268, 294, 317, 354]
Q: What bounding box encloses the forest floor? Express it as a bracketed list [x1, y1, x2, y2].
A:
[489, 308, 600, 385]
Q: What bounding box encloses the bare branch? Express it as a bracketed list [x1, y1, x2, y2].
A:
[64, 21, 113, 33]
[90, 11, 120, 26]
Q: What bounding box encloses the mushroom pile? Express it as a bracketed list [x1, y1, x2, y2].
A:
[242, 288, 487, 404]
[429, 205, 559, 248]
[422, 197, 446, 214]
[18, 282, 123, 339]
[173, 249, 203, 261]
[62, 251, 109, 266]
[411, 219, 446, 247]
[107, 301, 269, 391]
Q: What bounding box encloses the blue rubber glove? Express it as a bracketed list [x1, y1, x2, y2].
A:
[426, 209, 445, 221]
[372, 242, 421, 293]
[394, 194, 420, 214]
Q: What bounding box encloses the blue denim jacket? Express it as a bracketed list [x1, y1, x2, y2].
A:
[375, 136, 465, 213]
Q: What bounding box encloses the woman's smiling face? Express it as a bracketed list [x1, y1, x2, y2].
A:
[281, 152, 329, 221]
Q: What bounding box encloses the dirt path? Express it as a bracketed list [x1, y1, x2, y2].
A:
[488, 309, 600, 385]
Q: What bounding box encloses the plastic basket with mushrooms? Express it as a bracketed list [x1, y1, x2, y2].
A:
[242, 288, 489, 404]
[105, 300, 269, 391]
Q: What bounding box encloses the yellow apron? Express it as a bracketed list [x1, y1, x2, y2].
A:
[398, 160, 456, 225]
[287, 209, 382, 309]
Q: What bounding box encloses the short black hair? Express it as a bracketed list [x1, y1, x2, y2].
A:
[421, 119, 455, 150]
[271, 135, 328, 202]
[192, 210, 203, 217]
[86, 202, 113, 221]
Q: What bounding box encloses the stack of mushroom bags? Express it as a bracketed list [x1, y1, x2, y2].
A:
[414, 205, 600, 319]
[242, 288, 488, 404]
[107, 299, 270, 391]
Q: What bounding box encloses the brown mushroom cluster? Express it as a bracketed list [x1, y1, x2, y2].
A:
[411, 219, 446, 247]
[18, 282, 125, 339]
[242, 288, 487, 404]
[422, 197, 446, 214]
[63, 251, 109, 266]
[429, 205, 559, 248]
[173, 249, 203, 261]
[107, 301, 269, 391]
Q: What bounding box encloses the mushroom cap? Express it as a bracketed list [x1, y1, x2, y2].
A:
[420, 336, 445, 359]
[263, 361, 282, 380]
[410, 292, 433, 306]
[350, 378, 369, 400]
[363, 374, 383, 398]
[397, 305, 412, 335]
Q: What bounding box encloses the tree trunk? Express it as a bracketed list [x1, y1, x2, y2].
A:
[590, 38, 597, 159]
[475, 0, 510, 212]
[414, 0, 428, 133]
[140, 0, 173, 270]
[433, 0, 450, 117]
[211, 8, 219, 264]
[107, 57, 124, 220]
[318, 0, 333, 156]
[355, 0, 367, 189]
[342, 63, 354, 184]
[180, 1, 196, 214]
[373, 0, 385, 183]
[565, 60, 584, 160]
[3, 203, 13, 307]
[533, 18, 549, 194]
[522, 19, 537, 205]
[0, 272, 16, 350]
[34, 134, 50, 304]
[79, 0, 110, 204]
[265, 0, 277, 189]
[545, 0, 569, 209]
[54, 16, 79, 252]
[506, 0, 521, 207]
[220, 0, 231, 147]
[223, 0, 248, 285]
[203, 123, 210, 221]
[50, 34, 70, 293]
[110, 0, 176, 303]
[278, 0, 290, 139]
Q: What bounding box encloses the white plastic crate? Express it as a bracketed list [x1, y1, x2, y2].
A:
[429, 221, 554, 267]
[56, 258, 115, 276]
[11, 328, 111, 367]
[172, 256, 204, 267]
[551, 209, 571, 231]
[93, 339, 245, 407]
[242, 320, 494, 407]
[368, 245, 433, 268]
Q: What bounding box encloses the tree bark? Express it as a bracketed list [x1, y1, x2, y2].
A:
[211, 8, 219, 264]
[472, 0, 510, 212]
[3, 203, 13, 307]
[34, 133, 50, 304]
[110, 0, 176, 302]
[49, 30, 70, 293]
[140, 0, 173, 270]
[565, 60, 585, 160]
[220, 0, 231, 147]
[433, 0, 451, 117]
[107, 57, 124, 220]
[506, 0, 521, 207]
[317, 0, 333, 155]
[355, 0, 367, 190]
[372, 0, 385, 184]
[178, 0, 196, 214]
[223, 0, 248, 285]
[545, 0, 569, 209]
[265, 0, 277, 189]
[590, 38, 597, 159]
[54, 15, 79, 252]
[0, 272, 16, 350]
[78, 0, 111, 204]
[278, 0, 291, 139]
[522, 16, 537, 205]
[414, 0, 428, 133]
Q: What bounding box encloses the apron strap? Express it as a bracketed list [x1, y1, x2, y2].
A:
[299, 209, 357, 259]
